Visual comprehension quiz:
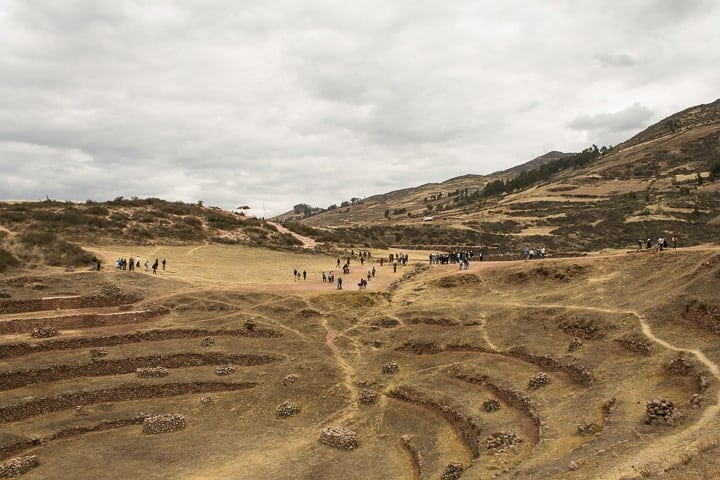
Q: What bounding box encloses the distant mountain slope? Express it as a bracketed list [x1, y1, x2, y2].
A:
[277, 99, 720, 254]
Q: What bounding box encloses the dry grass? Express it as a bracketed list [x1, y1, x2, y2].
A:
[2, 244, 720, 479]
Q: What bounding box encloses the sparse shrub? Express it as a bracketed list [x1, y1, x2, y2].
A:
[0, 248, 20, 272]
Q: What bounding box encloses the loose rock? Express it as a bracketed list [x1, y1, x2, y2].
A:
[277, 400, 300, 417]
[645, 398, 675, 425]
[486, 431, 521, 450]
[31, 326, 58, 338]
[136, 366, 169, 378]
[359, 389, 378, 405]
[568, 337, 583, 352]
[483, 398, 501, 412]
[201, 337, 215, 347]
[319, 426, 359, 450]
[382, 363, 399, 374]
[282, 374, 298, 385]
[528, 372, 550, 388]
[215, 364, 235, 376]
[142, 414, 186, 434]
[0, 455, 39, 477]
[440, 461, 464, 480]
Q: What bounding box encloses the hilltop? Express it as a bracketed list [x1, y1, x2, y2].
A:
[276, 99, 720, 255]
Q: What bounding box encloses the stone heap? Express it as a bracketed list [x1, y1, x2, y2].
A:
[576, 421, 600, 435]
[568, 337, 583, 352]
[89, 348, 108, 358]
[382, 363, 399, 374]
[616, 334, 651, 355]
[359, 389, 378, 405]
[200, 395, 214, 407]
[142, 414, 186, 434]
[667, 356, 695, 376]
[646, 398, 675, 424]
[282, 374, 298, 385]
[483, 399, 501, 412]
[31, 326, 58, 338]
[486, 431, 521, 450]
[604, 397, 617, 414]
[136, 367, 169, 378]
[215, 364, 235, 376]
[440, 461, 464, 480]
[277, 400, 300, 417]
[0, 289, 10, 298]
[0, 455, 39, 477]
[528, 372, 550, 388]
[201, 336, 215, 347]
[319, 426, 359, 450]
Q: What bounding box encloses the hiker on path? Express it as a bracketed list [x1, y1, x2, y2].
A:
[152, 259, 159, 274]
[162, 258, 166, 271]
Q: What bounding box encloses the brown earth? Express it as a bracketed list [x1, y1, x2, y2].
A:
[2, 243, 720, 479]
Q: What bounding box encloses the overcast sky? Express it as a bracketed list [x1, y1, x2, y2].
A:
[1, 1, 719, 217]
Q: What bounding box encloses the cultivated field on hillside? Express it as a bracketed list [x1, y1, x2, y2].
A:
[2, 244, 720, 479]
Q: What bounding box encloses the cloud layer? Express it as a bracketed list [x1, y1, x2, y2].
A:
[1, 1, 719, 216]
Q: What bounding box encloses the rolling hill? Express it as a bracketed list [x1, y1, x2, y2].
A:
[276, 99, 720, 255]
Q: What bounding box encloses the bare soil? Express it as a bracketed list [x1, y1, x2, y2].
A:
[2, 244, 720, 479]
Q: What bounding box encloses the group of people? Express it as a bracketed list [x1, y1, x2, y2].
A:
[638, 236, 678, 252]
[429, 250, 477, 265]
[293, 269, 307, 280]
[523, 246, 546, 261]
[114, 256, 165, 274]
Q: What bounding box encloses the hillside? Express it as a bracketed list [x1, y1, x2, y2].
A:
[276, 99, 720, 255]
[0, 198, 302, 271]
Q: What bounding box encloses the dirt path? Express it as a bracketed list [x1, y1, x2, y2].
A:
[268, 221, 319, 249]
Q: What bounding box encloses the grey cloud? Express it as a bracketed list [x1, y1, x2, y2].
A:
[593, 53, 637, 67]
[1, 1, 719, 216]
[567, 103, 654, 145]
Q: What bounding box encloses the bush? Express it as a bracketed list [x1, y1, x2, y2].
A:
[0, 248, 20, 272]
[44, 239, 93, 266]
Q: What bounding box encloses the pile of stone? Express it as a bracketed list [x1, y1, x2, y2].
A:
[0, 289, 10, 298]
[89, 348, 108, 358]
[382, 362, 399, 374]
[282, 374, 298, 385]
[646, 398, 675, 425]
[604, 397, 617, 414]
[667, 356, 695, 376]
[277, 400, 300, 417]
[359, 389, 378, 405]
[568, 337, 583, 352]
[201, 337, 215, 347]
[616, 334, 651, 355]
[483, 399, 501, 412]
[486, 431, 521, 450]
[31, 326, 58, 338]
[0, 455, 39, 477]
[199, 395, 214, 407]
[136, 367, 169, 378]
[528, 372, 550, 388]
[215, 364, 235, 376]
[319, 426, 359, 450]
[142, 414, 186, 434]
[576, 421, 600, 435]
[440, 461, 464, 480]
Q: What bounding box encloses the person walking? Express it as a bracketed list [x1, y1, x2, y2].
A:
[152, 259, 159, 274]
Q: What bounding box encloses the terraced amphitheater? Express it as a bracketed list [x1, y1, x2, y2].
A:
[2, 244, 720, 479]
